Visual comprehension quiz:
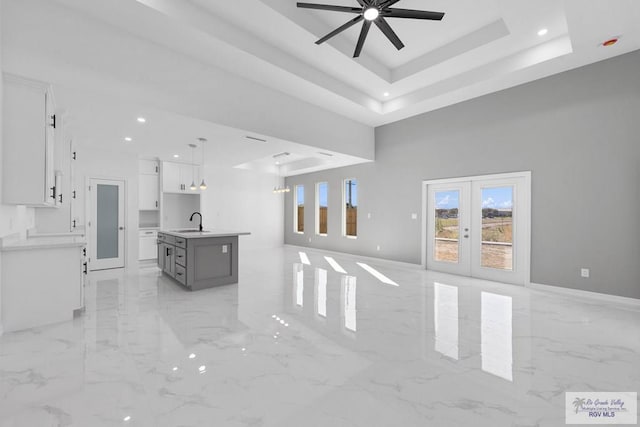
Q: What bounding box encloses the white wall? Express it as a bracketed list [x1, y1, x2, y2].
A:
[73, 146, 139, 268]
[162, 193, 200, 230]
[200, 167, 284, 252]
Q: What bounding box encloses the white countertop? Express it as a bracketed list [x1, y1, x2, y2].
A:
[1, 234, 87, 252]
[160, 229, 251, 239]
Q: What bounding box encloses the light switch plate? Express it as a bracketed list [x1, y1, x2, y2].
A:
[411, 213, 418, 220]
[581, 268, 589, 278]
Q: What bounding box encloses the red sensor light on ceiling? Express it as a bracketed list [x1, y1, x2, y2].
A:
[602, 37, 619, 47]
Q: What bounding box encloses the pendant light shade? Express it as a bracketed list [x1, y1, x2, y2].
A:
[198, 137, 208, 191]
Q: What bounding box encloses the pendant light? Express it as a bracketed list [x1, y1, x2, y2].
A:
[198, 137, 208, 190]
[188, 143, 197, 191]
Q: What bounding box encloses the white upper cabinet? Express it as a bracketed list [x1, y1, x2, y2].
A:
[2, 73, 58, 206]
[139, 175, 159, 210]
[139, 159, 160, 210]
[162, 161, 200, 194]
[139, 159, 159, 175]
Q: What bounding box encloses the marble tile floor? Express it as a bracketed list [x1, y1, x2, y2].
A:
[0, 246, 638, 427]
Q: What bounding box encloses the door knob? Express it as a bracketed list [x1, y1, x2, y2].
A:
[119, 226, 124, 230]
[464, 234, 469, 238]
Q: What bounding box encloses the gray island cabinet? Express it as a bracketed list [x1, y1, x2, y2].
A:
[157, 230, 250, 290]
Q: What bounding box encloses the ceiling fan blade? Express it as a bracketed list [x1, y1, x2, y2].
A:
[297, 3, 362, 14]
[374, 17, 404, 50]
[379, 0, 401, 8]
[383, 8, 445, 20]
[316, 15, 364, 44]
[355, 0, 370, 6]
[353, 20, 372, 58]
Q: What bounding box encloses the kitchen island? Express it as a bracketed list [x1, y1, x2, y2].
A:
[157, 230, 250, 291]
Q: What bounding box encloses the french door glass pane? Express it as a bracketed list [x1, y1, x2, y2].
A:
[96, 184, 119, 260]
[481, 186, 513, 270]
[434, 190, 459, 263]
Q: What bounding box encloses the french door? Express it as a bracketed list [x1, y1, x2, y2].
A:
[424, 173, 530, 285]
[89, 179, 126, 271]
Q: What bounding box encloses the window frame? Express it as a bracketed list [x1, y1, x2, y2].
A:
[315, 182, 328, 236]
[342, 178, 358, 239]
[294, 184, 304, 234]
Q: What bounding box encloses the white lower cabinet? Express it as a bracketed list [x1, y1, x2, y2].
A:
[1, 242, 85, 333]
[139, 230, 158, 260]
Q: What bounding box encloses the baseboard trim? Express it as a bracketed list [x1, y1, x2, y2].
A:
[528, 282, 640, 307]
[284, 244, 424, 270]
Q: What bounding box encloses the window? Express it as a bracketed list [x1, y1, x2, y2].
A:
[343, 178, 357, 237]
[294, 185, 304, 233]
[316, 182, 328, 235]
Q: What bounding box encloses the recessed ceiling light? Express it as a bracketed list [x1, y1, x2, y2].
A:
[137, 117, 146, 123]
[383, 92, 390, 97]
[602, 37, 619, 47]
[363, 8, 379, 21]
[537, 28, 548, 36]
[124, 137, 132, 142]
[173, 154, 179, 158]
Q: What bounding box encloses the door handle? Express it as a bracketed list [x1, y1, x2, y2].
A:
[464, 235, 469, 238]
[119, 226, 124, 230]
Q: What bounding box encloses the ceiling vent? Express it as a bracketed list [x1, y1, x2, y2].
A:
[245, 136, 268, 143]
[272, 152, 291, 159]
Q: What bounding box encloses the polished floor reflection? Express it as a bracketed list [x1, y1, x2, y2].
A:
[1, 247, 638, 426]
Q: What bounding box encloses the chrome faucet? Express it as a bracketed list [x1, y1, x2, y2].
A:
[189, 212, 203, 231]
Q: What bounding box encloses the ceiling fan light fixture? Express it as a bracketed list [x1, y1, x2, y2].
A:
[363, 8, 379, 21]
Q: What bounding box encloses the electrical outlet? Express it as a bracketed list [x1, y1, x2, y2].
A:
[367, 213, 371, 219]
[222, 245, 228, 254]
[581, 268, 590, 278]
[376, 245, 380, 251]
[308, 238, 312, 243]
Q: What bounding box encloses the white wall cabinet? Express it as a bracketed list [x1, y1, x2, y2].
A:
[139, 175, 159, 210]
[162, 161, 201, 194]
[34, 114, 77, 232]
[2, 73, 58, 206]
[139, 159, 159, 211]
[139, 159, 159, 175]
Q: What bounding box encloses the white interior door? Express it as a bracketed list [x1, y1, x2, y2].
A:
[425, 173, 530, 286]
[89, 179, 125, 271]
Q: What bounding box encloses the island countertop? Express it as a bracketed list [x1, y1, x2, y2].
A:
[160, 229, 251, 239]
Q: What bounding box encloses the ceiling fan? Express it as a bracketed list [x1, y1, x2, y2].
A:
[297, 0, 445, 58]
